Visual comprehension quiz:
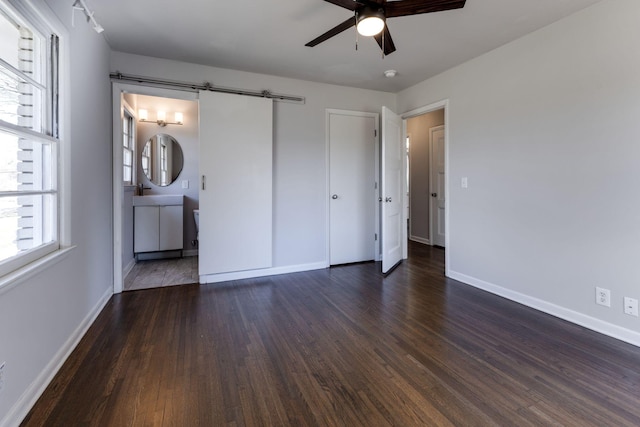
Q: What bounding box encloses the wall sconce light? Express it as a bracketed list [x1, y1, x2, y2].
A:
[138, 109, 183, 127]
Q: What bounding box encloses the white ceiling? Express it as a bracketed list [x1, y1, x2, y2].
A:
[90, 0, 602, 93]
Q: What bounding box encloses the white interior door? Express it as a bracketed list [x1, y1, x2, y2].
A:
[381, 106, 403, 273]
[430, 125, 446, 247]
[328, 111, 377, 265]
[199, 91, 273, 277]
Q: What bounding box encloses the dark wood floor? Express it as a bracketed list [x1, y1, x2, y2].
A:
[23, 243, 640, 426]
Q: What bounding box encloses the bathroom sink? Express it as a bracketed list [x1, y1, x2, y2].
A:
[133, 195, 184, 206]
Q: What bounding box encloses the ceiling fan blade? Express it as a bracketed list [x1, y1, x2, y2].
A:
[373, 26, 396, 55]
[325, 0, 384, 10]
[305, 16, 356, 47]
[385, 0, 466, 18]
[323, 0, 359, 11]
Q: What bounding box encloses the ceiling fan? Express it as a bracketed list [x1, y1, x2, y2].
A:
[305, 0, 467, 55]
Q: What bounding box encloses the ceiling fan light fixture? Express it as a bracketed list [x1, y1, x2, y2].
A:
[357, 8, 385, 37]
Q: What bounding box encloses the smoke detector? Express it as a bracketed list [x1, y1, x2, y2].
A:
[384, 69, 397, 78]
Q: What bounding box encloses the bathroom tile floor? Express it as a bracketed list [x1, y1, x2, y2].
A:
[124, 256, 198, 291]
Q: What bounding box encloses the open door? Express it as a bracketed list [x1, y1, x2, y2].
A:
[430, 125, 446, 247]
[381, 106, 403, 273]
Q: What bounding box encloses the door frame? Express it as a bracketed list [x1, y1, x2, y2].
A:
[401, 99, 450, 275]
[111, 82, 197, 294]
[429, 125, 445, 247]
[325, 109, 380, 266]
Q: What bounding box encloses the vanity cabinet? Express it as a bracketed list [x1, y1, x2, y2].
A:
[134, 196, 183, 256]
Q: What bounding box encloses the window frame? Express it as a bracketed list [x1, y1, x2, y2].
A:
[122, 107, 135, 185]
[0, 0, 70, 288]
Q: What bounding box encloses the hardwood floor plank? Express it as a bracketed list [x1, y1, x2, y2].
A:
[21, 243, 640, 426]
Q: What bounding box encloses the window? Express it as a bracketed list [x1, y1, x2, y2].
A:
[0, 2, 60, 277]
[123, 110, 134, 184]
[160, 141, 168, 186]
[141, 139, 150, 179]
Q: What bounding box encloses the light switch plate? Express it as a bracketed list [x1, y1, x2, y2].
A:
[461, 177, 468, 188]
[181, 180, 189, 189]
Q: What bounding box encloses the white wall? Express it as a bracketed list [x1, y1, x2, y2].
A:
[0, 1, 113, 425]
[111, 52, 397, 269]
[398, 0, 640, 345]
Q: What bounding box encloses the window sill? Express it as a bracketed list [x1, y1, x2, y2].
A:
[0, 246, 77, 296]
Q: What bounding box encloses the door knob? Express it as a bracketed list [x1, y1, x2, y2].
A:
[385, 197, 392, 202]
[431, 193, 437, 197]
[332, 194, 338, 199]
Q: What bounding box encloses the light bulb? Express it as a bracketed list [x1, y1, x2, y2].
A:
[357, 16, 384, 37]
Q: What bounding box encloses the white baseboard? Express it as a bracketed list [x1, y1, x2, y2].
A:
[122, 258, 135, 279]
[200, 261, 327, 284]
[409, 236, 431, 245]
[448, 270, 640, 348]
[1, 287, 112, 427]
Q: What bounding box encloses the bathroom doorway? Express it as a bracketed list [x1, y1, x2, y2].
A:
[112, 83, 200, 293]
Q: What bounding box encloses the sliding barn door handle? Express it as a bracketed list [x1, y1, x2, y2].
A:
[202, 175, 206, 190]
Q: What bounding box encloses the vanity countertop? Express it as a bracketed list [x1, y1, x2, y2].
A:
[133, 195, 184, 206]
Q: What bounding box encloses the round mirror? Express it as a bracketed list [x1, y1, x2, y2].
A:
[141, 134, 184, 186]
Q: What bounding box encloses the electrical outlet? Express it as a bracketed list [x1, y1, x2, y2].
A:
[596, 287, 611, 307]
[624, 297, 639, 317]
[0, 361, 5, 393]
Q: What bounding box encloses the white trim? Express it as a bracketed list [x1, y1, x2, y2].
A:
[0, 287, 112, 427]
[200, 262, 327, 284]
[0, 120, 59, 144]
[405, 131, 411, 248]
[0, 57, 46, 90]
[401, 99, 450, 275]
[409, 236, 430, 245]
[401, 119, 408, 260]
[112, 87, 124, 294]
[449, 270, 640, 348]
[0, 246, 74, 296]
[325, 109, 380, 266]
[122, 257, 136, 279]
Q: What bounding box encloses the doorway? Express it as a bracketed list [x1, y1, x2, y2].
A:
[393, 100, 449, 275]
[112, 83, 199, 293]
[406, 109, 445, 247]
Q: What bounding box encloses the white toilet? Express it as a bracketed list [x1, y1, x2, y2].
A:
[193, 209, 199, 241]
